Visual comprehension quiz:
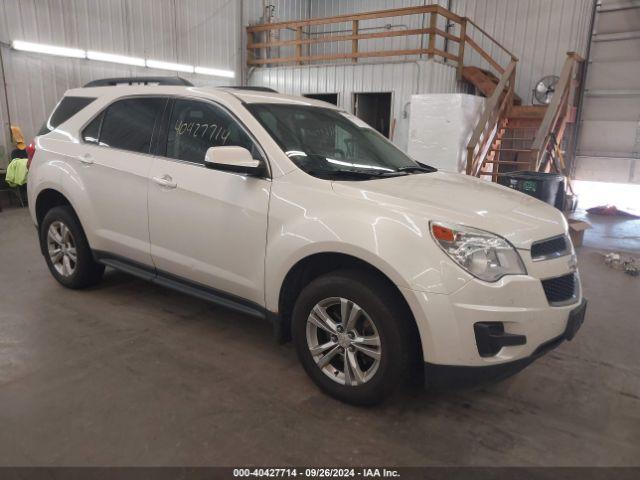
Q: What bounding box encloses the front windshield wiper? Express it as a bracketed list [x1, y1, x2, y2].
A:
[395, 165, 437, 174]
[307, 169, 387, 180]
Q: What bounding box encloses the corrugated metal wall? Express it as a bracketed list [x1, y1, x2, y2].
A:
[451, 0, 594, 104]
[248, 58, 463, 151]
[306, 0, 449, 60]
[0, 0, 241, 165]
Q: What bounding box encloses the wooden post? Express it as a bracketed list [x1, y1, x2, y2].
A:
[428, 12, 437, 57]
[247, 30, 255, 62]
[352, 20, 359, 63]
[466, 146, 475, 175]
[457, 18, 467, 79]
[296, 27, 303, 65]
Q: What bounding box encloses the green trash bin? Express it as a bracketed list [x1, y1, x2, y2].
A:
[499, 171, 566, 210]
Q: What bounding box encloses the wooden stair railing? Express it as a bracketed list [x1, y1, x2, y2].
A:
[247, 5, 517, 79]
[247, 5, 466, 66]
[467, 53, 584, 181]
[466, 60, 517, 177]
[530, 53, 585, 174]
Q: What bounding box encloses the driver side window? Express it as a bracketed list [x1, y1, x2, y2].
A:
[166, 99, 262, 164]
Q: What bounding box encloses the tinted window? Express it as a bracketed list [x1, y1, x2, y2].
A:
[166, 99, 261, 164]
[100, 97, 165, 154]
[38, 96, 96, 135]
[82, 112, 103, 144]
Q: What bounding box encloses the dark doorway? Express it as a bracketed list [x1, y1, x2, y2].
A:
[303, 93, 339, 105]
[353, 92, 392, 137]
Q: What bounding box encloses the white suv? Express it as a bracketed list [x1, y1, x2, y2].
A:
[28, 77, 586, 405]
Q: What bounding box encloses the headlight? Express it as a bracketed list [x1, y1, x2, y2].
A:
[430, 221, 526, 282]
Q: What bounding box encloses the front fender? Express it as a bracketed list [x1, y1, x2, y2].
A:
[264, 173, 471, 312]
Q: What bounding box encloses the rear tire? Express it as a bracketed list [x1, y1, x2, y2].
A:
[40, 206, 104, 289]
[292, 270, 412, 405]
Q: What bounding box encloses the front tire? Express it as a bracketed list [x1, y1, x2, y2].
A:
[292, 270, 412, 405]
[40, 206, 104, 289]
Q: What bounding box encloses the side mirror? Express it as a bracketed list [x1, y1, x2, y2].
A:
[204, 146, 265, 176]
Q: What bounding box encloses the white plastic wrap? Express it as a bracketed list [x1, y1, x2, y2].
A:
[407, 94, 485, 173]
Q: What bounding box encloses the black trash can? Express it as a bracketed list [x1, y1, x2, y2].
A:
[498, 171, 566, 210]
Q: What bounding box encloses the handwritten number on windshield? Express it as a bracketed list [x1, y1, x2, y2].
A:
[174, 120, 231, 145]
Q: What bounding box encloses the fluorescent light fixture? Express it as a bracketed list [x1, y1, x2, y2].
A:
[87, 50, 145, 67]
[146, 59, 194, 73]
[12, 40, 85, 59]
[194, 66, 235, 78]
[12, 40, 229, 79]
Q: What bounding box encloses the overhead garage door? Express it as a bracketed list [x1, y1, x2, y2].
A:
[574, 0, 640, 184]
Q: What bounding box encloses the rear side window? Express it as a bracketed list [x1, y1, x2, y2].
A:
[99, 97, 165, 154]
[38, 96, 96, 135]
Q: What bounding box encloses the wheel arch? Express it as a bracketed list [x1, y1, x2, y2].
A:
[35, 189, 76, 227]
[35, 189, 80, 255]
[277, 251, 424, 371]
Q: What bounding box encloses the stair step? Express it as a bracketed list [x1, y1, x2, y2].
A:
[499, 137, 535, 141]
[504, 120, 543, 128]
[508, 105, 548, 118]
[491, 148, 533, 152]
[484, 160, 532, 164]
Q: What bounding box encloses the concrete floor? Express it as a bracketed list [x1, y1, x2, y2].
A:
[0, 206, 639, 466]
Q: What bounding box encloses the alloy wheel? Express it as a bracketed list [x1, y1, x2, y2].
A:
[306, 297, 382, 386]
[47, 221, 77, 277]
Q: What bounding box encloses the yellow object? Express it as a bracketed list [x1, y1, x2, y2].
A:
[11, 125, 26, 150]
[5, 158, 29, 187]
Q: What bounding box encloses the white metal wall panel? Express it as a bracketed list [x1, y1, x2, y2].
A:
[582, 96, 640, 122]
[0, 0, 240, 165]
[596, 2, 640, 34]
[575, 0, 640, 184]
[587, 60, 640, 90]
[248, 58, 462, 152]
[591, 37, 640, 61]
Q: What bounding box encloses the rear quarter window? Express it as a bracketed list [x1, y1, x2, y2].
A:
[38, 96, 96, 135]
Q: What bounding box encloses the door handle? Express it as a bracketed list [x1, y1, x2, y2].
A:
[78, 153, 93, 165]
[152, 174, 177, 189]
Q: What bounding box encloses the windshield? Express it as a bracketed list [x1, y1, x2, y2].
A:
[246, 103, 435, 180]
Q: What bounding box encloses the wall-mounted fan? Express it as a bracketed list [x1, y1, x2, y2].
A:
[533, 75, 560, 104]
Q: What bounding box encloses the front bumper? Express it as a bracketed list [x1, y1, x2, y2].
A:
[401, 263, 584, 367]
[424, 298, 587, 389]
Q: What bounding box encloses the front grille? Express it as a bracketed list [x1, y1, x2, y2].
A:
[531, 235, 570, 261]
[541, 273, 576, 305]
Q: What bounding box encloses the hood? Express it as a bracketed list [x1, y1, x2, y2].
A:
[331, 171, 567, 249]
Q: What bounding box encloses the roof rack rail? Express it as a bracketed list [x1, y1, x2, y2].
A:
[221, 86, 278, 93]
[84, 76, 194, 87]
